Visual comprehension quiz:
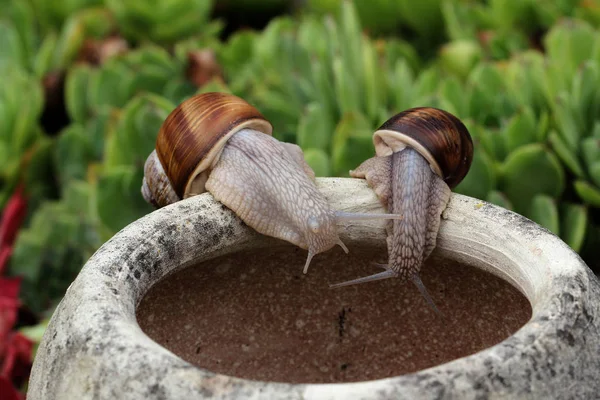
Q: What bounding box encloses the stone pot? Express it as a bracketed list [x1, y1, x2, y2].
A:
[27, 178, 600, 399]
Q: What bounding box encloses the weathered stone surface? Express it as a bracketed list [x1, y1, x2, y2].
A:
[27, 178, 600, 400]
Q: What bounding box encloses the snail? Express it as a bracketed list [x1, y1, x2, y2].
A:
[330, 107, 473, 314]
[141, 92, 403, 274]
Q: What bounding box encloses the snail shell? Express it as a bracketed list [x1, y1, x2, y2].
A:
[372, 107, 473, 189]
[142, 92, 273, 207]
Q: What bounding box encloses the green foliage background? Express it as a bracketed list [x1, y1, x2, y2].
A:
[2, 0, 600, 321]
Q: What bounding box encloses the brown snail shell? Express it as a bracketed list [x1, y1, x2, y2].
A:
[142, 92, 273, 207]
[372, 107, 473, 189]
[156, 92, 273, 199]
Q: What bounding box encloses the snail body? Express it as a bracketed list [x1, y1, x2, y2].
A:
[331, 107, 473, 314]
[142, 92, 403, 273]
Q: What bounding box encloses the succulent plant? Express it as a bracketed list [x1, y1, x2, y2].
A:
[12, 91, 175, 313]
[304, 0, 445, 47]
[2, 0, 228, 316]
[104, 0, 216, 45]
[0, 65, 44, 204]
[11, 180, 101, 314]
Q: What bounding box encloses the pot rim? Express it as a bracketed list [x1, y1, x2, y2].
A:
[27, 177, 600, 400]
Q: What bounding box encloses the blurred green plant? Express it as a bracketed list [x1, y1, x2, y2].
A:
[0, 2, 117, 76]
[12, 91, 174, 313]
[305, 0, 445, 45]
[0, 0, 223, 313]
[104, 0, 217, 45]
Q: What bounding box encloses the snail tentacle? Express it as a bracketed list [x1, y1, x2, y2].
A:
[303, 251, 315, 274]
[410, 273, 442, 316]
[334, 211, 403, 221]
[329, 269, 397, 288]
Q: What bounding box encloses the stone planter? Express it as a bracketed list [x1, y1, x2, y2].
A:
[27, 178, 600, 399]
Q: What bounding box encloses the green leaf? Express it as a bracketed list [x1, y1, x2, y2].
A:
[0, 21, 26, 70]
[441, 0, 477, 41]
[454, 150, 496, 200]
[581, 136, 600, 167]
[478, 126, 508, 162]
[505, 51, 548, 114]
[297, 102, 334, 151]
[104, 94, 174, 169]
[65, 64, 92, 123]
[389, 60, 415, 112]
[86, 106, 119, 161]
[438, 77, 468, 118]
[467, 64, 513, 125]
[331, 112, 375, 176]
[54, 124, 93, 186]
[339, 0, 364, 97]
[589, 161, 600, 188]
[395, 0, 444, 39]
[552, 92, 581, 151]
[548, 131, 585, 177]
[332, 55, 360, 115]
[504, 107, 536, 153]
[574, 180, 600, 207]
[162, 78, 196, 105]
[594, 122, 600, 139]
[105, 0, 213, 43]
[51, 14, 87, 69]
[500, 144, 565, 214]
[310, 60, 337, 123]
[439, 40, 482, 80]
[383, 38, 421, 73]
[33, 32, 58, 78]
[303, 148, 331, 177]
[9, 178, 101, 314]
[362, 37, 384, 122]
[218, 30, 256, 79]
[89, 61, 134, 109]
[0, 0, 37, 69]
[23, 136, 56, 212]
[528, 195, 559, 235]
[71, 7, 116, 39]
[571, 61, 599, 129]
[560, 203, 588, 252]
[11, 229, 45, 282]
[414, 66, 441, 103]
[486, 190, 513, 210]
[535, 111, 550, 142]
[97, 166, 153, 235]
[544, 19, 597, 78]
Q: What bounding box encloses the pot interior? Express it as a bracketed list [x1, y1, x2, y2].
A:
[136, 244, 531, 384]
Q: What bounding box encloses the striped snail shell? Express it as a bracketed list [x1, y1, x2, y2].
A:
[372, 107, 473, 189]
[141, 92, 273, 208]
